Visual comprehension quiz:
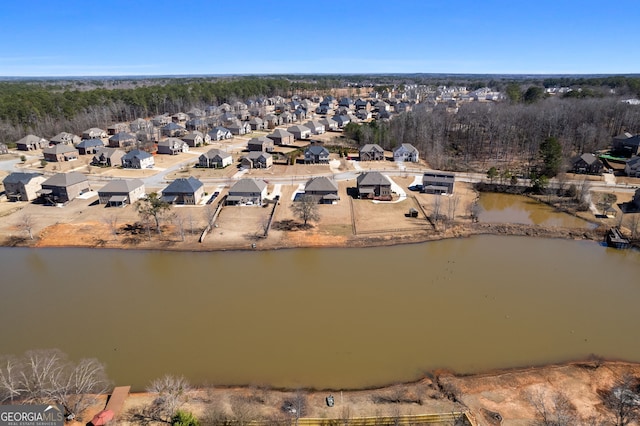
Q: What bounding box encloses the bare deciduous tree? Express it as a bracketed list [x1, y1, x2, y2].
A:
[291, 195, 320, 227]
[602, 374, 640, 426]
[528, 389, 577, 426]
[17, 214, 35, 240]
[102, 214, 119, 240]
[146, 374, 191, 421]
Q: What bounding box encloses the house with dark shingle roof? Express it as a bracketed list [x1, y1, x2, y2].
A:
[108, 132, 137, 149]
[304, 145, 330, 164]
[199, 149, 232, 168]
[3, 172, 46, 201]
[38, 172, 90, 204]
[182, 131, 210, 147]
[82, 128, 107, 139]
[359, 144, 385, 161]
[247, 136, 275, 152]
[357, 171, 392, 200]
[226, 178, 268, 205]
[43, 144, 79, 162]
[241, 152, 273, 169]
[208, 126, 232, 141]
[92, 147, 125, 167]
[320, 117, 338, 131]
[613, 132, 640, 157]
[161, 177, 204, 205]
[16, 134, 48, 151]
[49, 132, 81, 146]
[157, 138, 189, 155]
[422, 171, 455, 194]
[98, 179, 145, 207]
[76, 139, 105, 155]
[571, 153, 603, 175]
[287, 125, 311, 140]
[304, 176, 339, 204]
[161, 122, 186, 137]
[122, 149, 154, 169]
[268, 129, 294, 146]
[303, 120, 325, 135]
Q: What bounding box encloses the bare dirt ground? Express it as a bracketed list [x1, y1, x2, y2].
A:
[65, 361, 640, 426]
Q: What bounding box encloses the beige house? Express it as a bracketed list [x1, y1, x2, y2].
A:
[38, 172, 90, 204]
[43, 144, 79, 162]
[98, 179, 146, 207]
[3, 173, 46, 201]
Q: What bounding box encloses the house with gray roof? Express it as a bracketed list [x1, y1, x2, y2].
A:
[182, 131, 210, 147]
[357, 171, 392, 200]
[49, 132, 81, 146]
[571, 153, 603, 175]
[304, 176, 339, 204]
[43, 144, 79, 162]
[130, 118, 151, 132]
[82, 128, 107, 139]
[91, 147, 125, 167]
[287, 125, 311, 140]
[152, 114, 171, 127]
[226, 178, 268, 205]
[122, 149, 154, 169]
[264, 114, 282, 129]
[98, 179, 145, 207]
[613, 132, 640, 157]
[422, 171, 455, 194]
[185, 117, 209, 132]
[249, 117, 265, 130]
[107, 123, 129, 135]
[247, 136, 275, 152]
[359, 144, 385, 161]
[199, 149, 233, 168]
[320, 117, 338, 131]
[268, 128, 294, 146]
[241, 152, 273, 169]
[3, 172, 46, 201]
[227, 121, 252, 136]
[161, 122, 186, 137]
[157, 138, 189, 155]
[393, 143, 419, 162]
[333, 115, 351, 128]
[162, 177, 204, 205]
[76, 139, 105, 155]
[16, 134, 48, 151]
[304, 145, 330, 164]
[208, 126, 232, 141]
[625, 156, 640, 177]
[38, 172, 90, 204]
[162, 176, 204, 205]
[108, 132, 137, 149]
[304, 120, 325, 135]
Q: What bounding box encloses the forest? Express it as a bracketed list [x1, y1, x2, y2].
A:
[1, 74, 640, 177]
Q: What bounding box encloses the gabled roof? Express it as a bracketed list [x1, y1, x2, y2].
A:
[109, 132, 136, 142]
[287, 125, 311, 133]
[93, 147, 124, 159]
[162, 122, 184, 130]
[181, 131, 204, 141]
[209, 126, 230, 134]
[43, 144, 78, 154]
[360, 143, 384, 153]
[42, 172, 87, 187]
[248, 136, 274, 145]
[16, 134, 47, 145]
[573, 153, 601, 165]
[99, 179, 144, 194]
[163, 177, 204, 194]
[158, 137, 187, 147]
[357, 171, 391, 186]
[123, 149, 152, 160]
[244, 151, 272, 161]
[305, 145, 329, 156]
[3, 172, 44, 185]
[229, 178, 267, 194]
[304, 120, 324, 129]
[77, 139, 105, 148]
[201, 148, 231, 159]
[305, 176, 338, 192]
[269, 129, 293, 138]
[50, 132, 80, 144]
[393, 143, 418, 154]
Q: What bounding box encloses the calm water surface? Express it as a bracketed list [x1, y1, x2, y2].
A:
[0, 236, 638, 390]
[478, 192, 594, 227]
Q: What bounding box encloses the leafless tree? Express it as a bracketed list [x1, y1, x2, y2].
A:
[431, 195, 442, 224]
[602, 374, 640, 426]
[17, 214, 35, 240]
[448, 195, 460, 222]
[0, 355, 24, 403]
[623, 214, 640, 240]
[230, 394, 259, 426]
[291, 195, 320, 227]
[146, 374, 191, 421]
[102, 214, 119, 240]
[528, 389, 578, 425]
[172, 212, 186, 242]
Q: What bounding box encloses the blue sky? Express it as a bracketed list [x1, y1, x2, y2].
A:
[1, 0, 638, 77]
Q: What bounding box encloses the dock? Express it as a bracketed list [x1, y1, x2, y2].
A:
[606, 227, 630, 249]
[104, 385, 131, 418]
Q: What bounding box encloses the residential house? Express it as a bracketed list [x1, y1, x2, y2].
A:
[107, 123, 129, 135]
[108, 132, 137, 149]
[354, 98, 370, 111]
[287, 125, 312, 140]
[16, 134, 48, 151]
[122, 149, 154, 169]
[38, 172, 90, 204]
[247, 136, 275, 152]
[208, 126, 232, 141]
[187, 108, 205, 118]
[152, 114, 171, 127]
[198, 149, 232, 168]
[393, 144, 419, 162]
[395, 102, 412, 113]
[333, 115, 351, 128]
[304, 176, 339, 204]
[304, 145, 330, 164]
[359, 144, 385, 161]
[161, 177, 204, 205]
[268, 129, 294, 146]
[49, 132, 81, 146]
[227, 121, 252, 136]
[293, 108, 308, 121]
[304, 120, 325, 135]
[633, 188, 640, 210]
[264, 113, 281, 129]
[241, 151, 273, 169]
[320, 117, 338, 131]
[157, 138, 189, 155]
[185, 117, 209, 132]
[248, 117, 265, 130]
[612, 132, 640, 157]
[315, 104, 333, 115]
[98, 179, 146, 207]
[221, 112, 238, 123]
[43, 144, 79, 162]
[182, 131, 210, 147]
[226, 178, 268, 205]
[625, 156, 640, 177]
[571, 153, 604, 174]
[422, 171, 455, 194]
[82, 128, 107, 139]
[0, 143, 8, 154]
[374, 101, 390, 112]
[129, 118, 151, 132]
[338, 97, 354, 109]
[76, 139, 105, 155]
[3, 172, 46, 201]
[377, 109, 393, 121]
[161, 122, 186, 137]
[171, 112, 189, 124]
[91, 147, 125, 167]
[280, 111, 293, 124]
[355, 109, 372, 120]
[357, 172, 392, 200]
